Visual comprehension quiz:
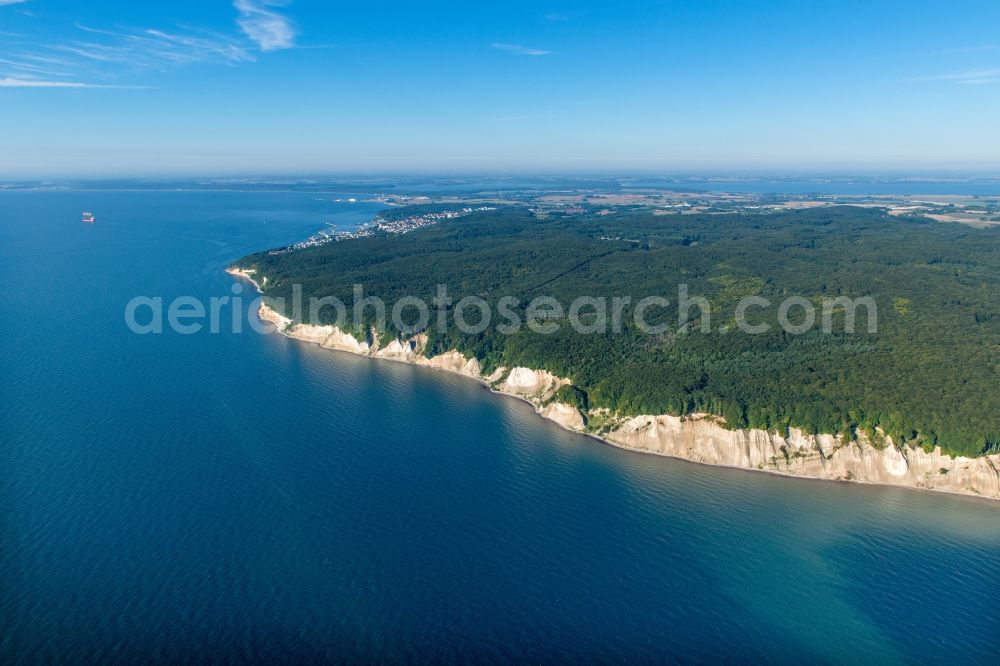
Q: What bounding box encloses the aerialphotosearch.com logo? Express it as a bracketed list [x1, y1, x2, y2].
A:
[124, 282, 878, 337]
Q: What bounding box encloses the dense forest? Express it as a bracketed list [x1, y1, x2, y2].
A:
[236, 205, 1000, 458]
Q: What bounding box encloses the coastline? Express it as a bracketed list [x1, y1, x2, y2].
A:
[228, 267, 1000, 502]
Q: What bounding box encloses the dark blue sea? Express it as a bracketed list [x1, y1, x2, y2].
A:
[2, 191, 999, 664]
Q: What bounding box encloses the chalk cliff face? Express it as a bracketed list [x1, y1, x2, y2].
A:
[540, 402, 587, 431]
[499, 367, 568, 400]
[604, 415, 1000, 499]
[417, 351, 482, 377]
[252, 300, 1000, 501]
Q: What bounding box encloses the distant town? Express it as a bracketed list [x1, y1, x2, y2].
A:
[283, 205, 498, 252]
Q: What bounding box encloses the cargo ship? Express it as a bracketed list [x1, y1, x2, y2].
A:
[82, 212, 95, 224]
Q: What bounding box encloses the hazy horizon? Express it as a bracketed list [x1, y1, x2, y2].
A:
[6, 170, 1000, 184]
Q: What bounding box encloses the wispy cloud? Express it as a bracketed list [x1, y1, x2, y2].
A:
[0, 77, 146, 88]
[491, 42, 551, 56]
[0, 56, 71, 78]
[0, 1, 32, 6]
[143, 29, 254, 63]
[1, 4, 292, 91]
[544, 13, 569, 22]
[1, 23, 255, 90]
[63, 24, 254, 66]
[234, 0, 296, 51]
[910, 68, 1000, 85]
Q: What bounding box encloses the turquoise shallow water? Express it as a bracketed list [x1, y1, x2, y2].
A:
[1, 191, 999, 663]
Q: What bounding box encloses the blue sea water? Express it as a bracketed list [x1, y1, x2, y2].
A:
[1, 191, 999, 664]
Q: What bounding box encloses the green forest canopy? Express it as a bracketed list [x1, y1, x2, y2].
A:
[236, 205, 1000, 458]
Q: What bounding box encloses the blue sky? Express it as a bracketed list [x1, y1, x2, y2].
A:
[2, 0, 1000, 176]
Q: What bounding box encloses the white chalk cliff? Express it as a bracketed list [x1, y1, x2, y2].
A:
[253, 300, 1000, 501]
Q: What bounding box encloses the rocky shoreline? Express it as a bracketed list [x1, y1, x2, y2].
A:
[228, 267, 1000, 502]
